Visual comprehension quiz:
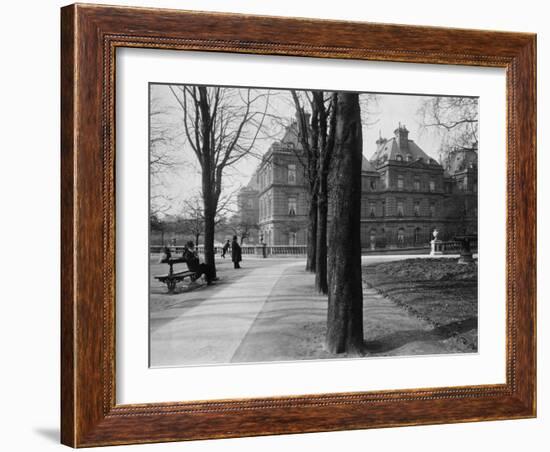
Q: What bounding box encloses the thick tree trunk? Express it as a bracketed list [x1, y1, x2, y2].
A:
[326, 93, 364, 355]
[315, 174, 328, 294]
[198, 86, 217, 279]
[305, 194, 318, 272]
[202, 195, 217, 279]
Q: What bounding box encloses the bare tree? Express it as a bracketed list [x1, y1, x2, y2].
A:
[180, 197, 205, 246]
[312, 92, 337, 295]
[290, 90, 319, 273]
[169, 85, 270, 278]
[418, 96, 479, 156]
[149, 94, 182, 218]
[291, 90, 337, 293]
[326, 92, 364, 354]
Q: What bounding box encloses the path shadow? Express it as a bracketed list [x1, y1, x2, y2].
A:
[364, 317, 477, 354]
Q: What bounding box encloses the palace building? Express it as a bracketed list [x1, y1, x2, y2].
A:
[237, 121, 477, 249]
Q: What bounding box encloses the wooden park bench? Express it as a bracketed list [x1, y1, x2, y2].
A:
[154, 257, 198, 293]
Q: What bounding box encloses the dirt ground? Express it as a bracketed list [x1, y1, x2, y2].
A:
[362, 258, 478, 351]
[150, 255, 478, 366]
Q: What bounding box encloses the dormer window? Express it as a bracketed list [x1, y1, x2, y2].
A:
[407, 154, 413, 162]
[396, 154, 403, 162]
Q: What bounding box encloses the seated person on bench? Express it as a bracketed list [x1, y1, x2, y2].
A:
[181, 241, 214, 285]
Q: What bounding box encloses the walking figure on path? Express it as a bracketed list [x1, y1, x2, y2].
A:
[221, 239, 230, 258]
[231, 235, 242, 269]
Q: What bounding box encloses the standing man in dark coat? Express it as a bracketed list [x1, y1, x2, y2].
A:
[231, 235, 242, 269]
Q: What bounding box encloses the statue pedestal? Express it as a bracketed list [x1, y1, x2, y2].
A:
[454, 235, 476, 265]
[430, 239, 443, 256]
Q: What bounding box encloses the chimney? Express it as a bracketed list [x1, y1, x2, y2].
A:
[375, 129, 387, 148]
[393, 123, 409, 151]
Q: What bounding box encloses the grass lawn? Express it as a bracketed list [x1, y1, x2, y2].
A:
[362, 258, 478, 350]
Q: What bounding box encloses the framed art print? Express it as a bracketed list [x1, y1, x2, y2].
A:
[61, 3, 536, 447]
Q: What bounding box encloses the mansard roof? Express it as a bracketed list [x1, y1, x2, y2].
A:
[371, 137, 439, 167]
[368, 124, 440, 169]
[361, 156, 377, 173]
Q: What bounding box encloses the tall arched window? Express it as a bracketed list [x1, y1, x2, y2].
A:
[369, 229, 377, 249]
[287, 164, 296, 184]
[288, 197, 297, 216]
[397, 200, 404, 217]
[397, 228, 405, 246]
[414, 227, 421, 244]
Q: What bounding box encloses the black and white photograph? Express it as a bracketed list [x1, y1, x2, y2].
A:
[148, 84, 479, 367]
[2, 0, 544, 450]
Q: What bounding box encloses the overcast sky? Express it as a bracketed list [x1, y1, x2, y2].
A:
[150, 84, 450, 217]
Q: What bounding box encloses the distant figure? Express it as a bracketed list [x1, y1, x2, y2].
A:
[182, 241, 214, 285]
[231, 235, 242, 269]
[221, 239, 231, 258]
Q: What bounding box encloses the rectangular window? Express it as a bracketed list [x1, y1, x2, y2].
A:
[288, 197, 297, 216]
[414, 201, 420, 216]
[381, 171, 388, 189]
[397, 175, 404, 189]
[397, 201, 404, 217]
[288, 164, 297, 185]
[369, 202, 376, 217]
[414, 179, 420, 191]
[382, 200, 386, 217]
[288, 231, 297, 245]
[430, 202, 436, 217]
[260, 198, 264, 219]
[429, 180, 435, 192]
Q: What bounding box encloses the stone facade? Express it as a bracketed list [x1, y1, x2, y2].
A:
[239, 122, 478, 248]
